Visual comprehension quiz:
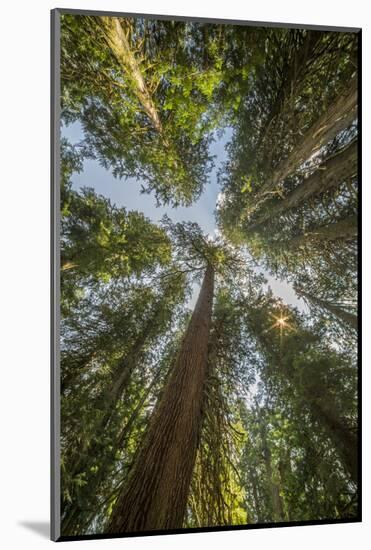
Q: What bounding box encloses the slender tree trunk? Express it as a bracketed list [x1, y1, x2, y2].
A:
[249, 139, 357, 229]
[61, 344, 150, 534]
[290, 367, 357, 485]
[98, 17, 163, 132]
[61, 350, 97, 394]
[278, 457, 291, 521]
[102, 315, 161, 409]
[115, 369, 163, 450]
[96, 341, 146, 429]
[265, 456, 285, 522]
[296, 288, 358, 330]
[248, 465, 262, 522]
[281, 350, 358, 484]
[259, 416, 285, 522]
[283, 215, 357, 250]
[107, 264, 215, 533]
[61, 260, 78, 271]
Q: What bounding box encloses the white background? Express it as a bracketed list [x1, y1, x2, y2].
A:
[0, 0, 369, 547]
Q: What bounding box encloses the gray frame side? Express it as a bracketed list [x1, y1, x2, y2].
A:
[51, 8, 61, 543]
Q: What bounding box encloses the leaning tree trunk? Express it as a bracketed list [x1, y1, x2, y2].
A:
[294, 366, 357, 483]
[246, 76, 358, 217]
[97, 16, 183, 172]
[294, 372, 357, 484]
[98, 17, 163, 132]
[249, 139, 358, 230]
[297, 288, 358, 331]
[311, 399, 358, 484]
[289, 356, 358, 484]
[252, 328, 358, 487]
[61, 294, 174, 535]
[265, 75, 358, 191]
[283, 215, 357, 250]
[107, 264, 215, 533]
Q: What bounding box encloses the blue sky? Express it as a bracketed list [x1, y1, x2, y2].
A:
[63, 121, 226, 235]
[63, 121, 307, 311]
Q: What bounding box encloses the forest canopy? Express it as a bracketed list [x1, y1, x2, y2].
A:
[58, 13, 359, 538]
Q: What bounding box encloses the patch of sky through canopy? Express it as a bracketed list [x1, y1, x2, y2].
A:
[62, 121, 307, 312]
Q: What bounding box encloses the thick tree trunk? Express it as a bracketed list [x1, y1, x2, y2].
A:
[265, 76, 358, 191]
[188, 308, 239, 527]
[245, 77, 358, 218]
[61, 297, 170, 535]
[296, 288, 358, 330]
[99, 17, 163, 132]
[283, 215, 357, 250]
[249, 139, 358, 229]
[107, 264, 215, 533]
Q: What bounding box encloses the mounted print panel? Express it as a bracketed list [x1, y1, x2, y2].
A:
[51, 8, 361, 542]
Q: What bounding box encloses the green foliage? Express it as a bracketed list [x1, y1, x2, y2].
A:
[62, 187, 171, 278]
[217, 29, 358, 346]
[59, 17, 359, 536]
[60, 154, 172, 315]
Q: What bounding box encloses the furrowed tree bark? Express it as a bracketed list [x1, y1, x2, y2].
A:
[245, 76, 358, 218]
[61, 296, 172, 535]
[188, 308, 238, 527]
[98, 17, 163, 133]
[265, 76, 357, 191]
[296, 288, 358, 330]
[107, 264, 215, 533]
[249, 139, 358, 229]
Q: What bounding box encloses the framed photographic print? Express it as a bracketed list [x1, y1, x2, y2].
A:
[51, 8, 361, 542]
